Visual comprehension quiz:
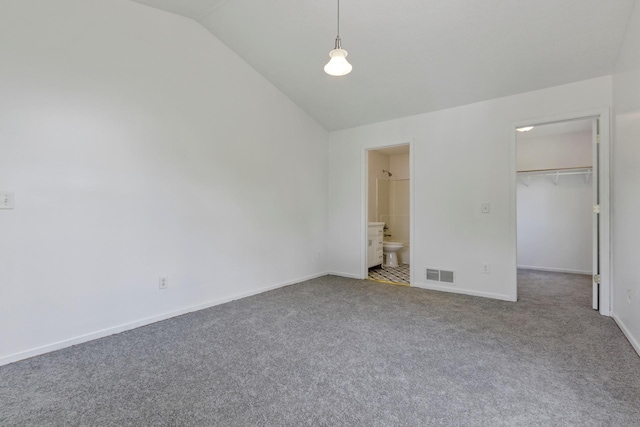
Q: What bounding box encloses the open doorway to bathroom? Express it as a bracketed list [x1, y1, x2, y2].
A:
[366, 145, 410, 285]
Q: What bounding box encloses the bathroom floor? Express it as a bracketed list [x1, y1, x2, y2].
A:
[368, 264, 410, 285]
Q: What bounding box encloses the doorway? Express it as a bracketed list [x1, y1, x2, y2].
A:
[363, 143, 412, 285]
[511, 109, 610, 314]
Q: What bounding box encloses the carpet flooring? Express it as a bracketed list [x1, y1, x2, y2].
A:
[1, 270, 639, 426]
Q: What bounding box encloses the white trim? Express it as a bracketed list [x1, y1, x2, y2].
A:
[517, 265, 591, 275]
[508, 120, 519, 302]
[0, 272, 328, 367]
[510, 107, 611, 315]
[613, 314, 640, 358]
[412, 282, 514, 302]
[409, 143, 415, 283]
[361, 147, 367, 279]
[598, 110, 612, 316]
[328, 271, 362, 279]
[592, 118, 600, 310]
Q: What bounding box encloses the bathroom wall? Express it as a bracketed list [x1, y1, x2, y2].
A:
[376, 179, 390, 223]
[382, 180, 410, 242]
[367, 151, 390, 222]
[517, 128, 593, 274]
[389, 154, 410, 180]
[384, 153, 410, 264]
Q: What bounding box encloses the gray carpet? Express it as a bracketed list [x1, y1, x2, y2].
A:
[1, 270, 639, 426]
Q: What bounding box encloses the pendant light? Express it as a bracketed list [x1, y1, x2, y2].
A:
[324, 0, 352, 76]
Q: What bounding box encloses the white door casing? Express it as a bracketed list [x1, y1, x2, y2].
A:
[511, 108, 611, 315]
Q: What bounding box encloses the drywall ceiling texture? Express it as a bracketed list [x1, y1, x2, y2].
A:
[131, 0, 634, 131]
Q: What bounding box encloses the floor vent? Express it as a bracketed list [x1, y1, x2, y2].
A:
[426, 268, 455, 284]
[440, 270, 455, 283]
[426, 268, 440, 282]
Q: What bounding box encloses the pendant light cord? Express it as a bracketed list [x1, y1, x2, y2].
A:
[334, 0, 342, 49]
[337, 0, 340, 38]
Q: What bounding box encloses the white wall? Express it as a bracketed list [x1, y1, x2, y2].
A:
[328, 77, 611, 300]
[517, 131, 592, 171]
[517, 175, 592, 274]
[612, 1, 640, 355]
[517, 130, 592, 274]
[0, 0, 328, 364]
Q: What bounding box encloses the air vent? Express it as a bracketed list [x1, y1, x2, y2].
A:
[426, 268, 455, 284]
[440, 270, 454, 283]
[426, 269, 440, 281]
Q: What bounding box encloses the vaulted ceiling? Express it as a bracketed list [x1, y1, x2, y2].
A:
[130, 0, 636, 130]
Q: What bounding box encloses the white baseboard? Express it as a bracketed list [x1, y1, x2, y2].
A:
[517, 265, 591, 275]
[328, 271, 362, 279]
[411, 281, 515, 302]
[0, 272, 328, 367]
[612, 314, 640, 358]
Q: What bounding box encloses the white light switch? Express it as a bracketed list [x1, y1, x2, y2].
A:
[481, 202, 490, 214]
[0, 192, 14, 209]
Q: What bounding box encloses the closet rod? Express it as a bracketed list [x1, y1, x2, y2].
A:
[516, 166, 592, 175]
[517, 167, 592, 186]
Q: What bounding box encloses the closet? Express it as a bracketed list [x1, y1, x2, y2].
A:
[516, 121, 593, 275]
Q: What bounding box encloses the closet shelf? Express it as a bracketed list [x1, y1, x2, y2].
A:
[517, 166, 592, 186]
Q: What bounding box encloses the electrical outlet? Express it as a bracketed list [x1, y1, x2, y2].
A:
[481, 202, 490, 214]
[159, 277, 168, 290]
[0, 192, 14, 209]
[482, 263, 491, 274]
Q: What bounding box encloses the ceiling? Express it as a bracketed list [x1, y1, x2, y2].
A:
[130, 0, 636, 131]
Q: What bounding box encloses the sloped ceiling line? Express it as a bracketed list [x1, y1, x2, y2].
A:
[129, 0, 636, 131]
[195, 0, 231, 22]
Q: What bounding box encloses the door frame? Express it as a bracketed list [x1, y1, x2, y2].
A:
[361, 138, 415, 282]
[509, 107, 611, 315]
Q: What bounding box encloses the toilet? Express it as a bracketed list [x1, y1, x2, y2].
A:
[383, 241, 404, 267]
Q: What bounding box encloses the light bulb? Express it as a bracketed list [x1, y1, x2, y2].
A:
[324, 48, 352, 76]
[517, 126, 534, 132]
